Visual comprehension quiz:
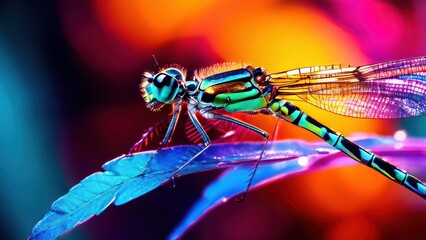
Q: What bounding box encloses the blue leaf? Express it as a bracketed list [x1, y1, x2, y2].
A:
[31, 136, 426, 239]
[29, 156, 139, 239]
[29, 141, 317, 239]
[168, 136, 426, 239]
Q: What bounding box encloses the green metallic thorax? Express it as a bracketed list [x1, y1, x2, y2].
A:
[196, 68, 267, 112]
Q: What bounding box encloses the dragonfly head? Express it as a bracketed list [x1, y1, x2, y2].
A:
[140, 67, 185, 110]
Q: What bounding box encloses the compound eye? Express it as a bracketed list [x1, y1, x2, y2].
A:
[153, 73, 175, 88]
[164, 68, 183, 80]
[152, 73, 179, 103]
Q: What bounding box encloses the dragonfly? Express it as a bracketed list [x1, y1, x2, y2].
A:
[129, 56, 426, 200]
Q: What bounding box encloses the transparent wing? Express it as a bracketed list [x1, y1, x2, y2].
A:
[269, 56, 426, 118]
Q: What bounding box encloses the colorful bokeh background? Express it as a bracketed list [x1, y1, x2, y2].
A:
[1, 0, 426, 239]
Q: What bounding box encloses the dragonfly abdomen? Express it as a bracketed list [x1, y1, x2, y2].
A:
[268, 98, 426, 199]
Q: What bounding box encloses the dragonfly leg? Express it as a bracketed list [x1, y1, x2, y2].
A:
[171, 110, 211, 187]
[206, 113, 269, 201]
[135, 101, 182, 175]
[268, 99, 426, 199]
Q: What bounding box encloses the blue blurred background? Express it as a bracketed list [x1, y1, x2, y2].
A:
[1, 0, 426, 239]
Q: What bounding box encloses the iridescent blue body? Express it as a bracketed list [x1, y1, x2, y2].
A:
[134, 57, 426, 200]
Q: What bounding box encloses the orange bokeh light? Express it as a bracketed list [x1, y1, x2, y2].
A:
[198, 4, 366, 68]
[279, 165, 405, 223]
[92, 0, 217, 51]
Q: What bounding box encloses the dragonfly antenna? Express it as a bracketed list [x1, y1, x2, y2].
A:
[152, 54, 160, 71]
